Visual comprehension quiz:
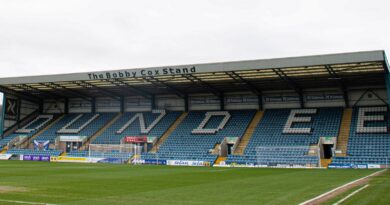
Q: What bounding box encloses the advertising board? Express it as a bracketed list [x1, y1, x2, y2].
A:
[22, 155, 50, 162]
[166, 160, 211, 167]
[124, 136, 148, 143]
[0, 154, 12, 160]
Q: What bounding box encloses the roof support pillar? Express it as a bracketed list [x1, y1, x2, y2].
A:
[64, 98, 69, 114]
[386, 72, 390, 108]
[151, 95, 156, 110]
[325, 65, 350, 108]
[39, 100, 44, 114]
[91, 97, 96, 113]
[184, 94, 189, 112]
[343, 90, 350, 108]
[220, 93, 225, 111]
[258, 94, 263, 110]
[120, 96, 125, 113]
[16, 97, 21, 124]
[298, 90, 304, 108]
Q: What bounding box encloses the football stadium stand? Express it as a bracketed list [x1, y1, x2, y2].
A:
[0, 50, 389, 168]
[226, 108, 342, 166]
[34, 113, 116, 143]
[141, 110, 256, 163]
[92, 111, 181, 144]
[332, 106, 390, 165]
[0, 115, 55, 149]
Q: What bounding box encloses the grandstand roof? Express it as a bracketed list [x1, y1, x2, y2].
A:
[0, 50, 388, 101]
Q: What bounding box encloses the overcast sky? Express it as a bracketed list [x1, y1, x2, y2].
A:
[0, 0, 389, 78]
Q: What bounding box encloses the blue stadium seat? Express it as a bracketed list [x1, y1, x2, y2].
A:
[226, 108, 343, 166]
[0, 115, 55, 149]
[333, 107, 390, 165]
[142, 110, 256, 163]
[67, 150, 133, 159]
[92, 111, 181, 144]
[7, 148, 62, 156]
[35, 113, 116, 143]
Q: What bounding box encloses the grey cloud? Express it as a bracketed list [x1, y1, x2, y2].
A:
[0, 0, 389, 77]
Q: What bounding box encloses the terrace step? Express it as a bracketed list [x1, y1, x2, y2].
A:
[214, 156, 227, 165]
[0, 146, 7, 154]
[234, 110, 264, 155]
[150, 112, 188, 153]
[321, 159, 332, 168]
[336, 108, 353, 156]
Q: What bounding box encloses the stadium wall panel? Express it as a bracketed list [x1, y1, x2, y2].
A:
[189, 94, 221, 110]
[3, 96, 39, 130]
[96, 97, 120, 112]
[125, 96, 152, 112]
[349, 89, 387, 107]
[43, 99, 65, 113]
[68, 98, 92, 113]
[156, 95, 185, 111]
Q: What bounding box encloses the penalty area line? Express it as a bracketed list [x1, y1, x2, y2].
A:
[332, 184, 369, 205]
[298, 169, 386, 205]
[0, 199, 58, 205]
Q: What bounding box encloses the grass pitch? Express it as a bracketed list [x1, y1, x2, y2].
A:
[0, 161, 388, 205]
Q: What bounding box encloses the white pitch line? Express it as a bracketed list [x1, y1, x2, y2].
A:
[0, 199, 58, 205]
[299, 169, 386, 205]
[332, 184, 369, 205]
